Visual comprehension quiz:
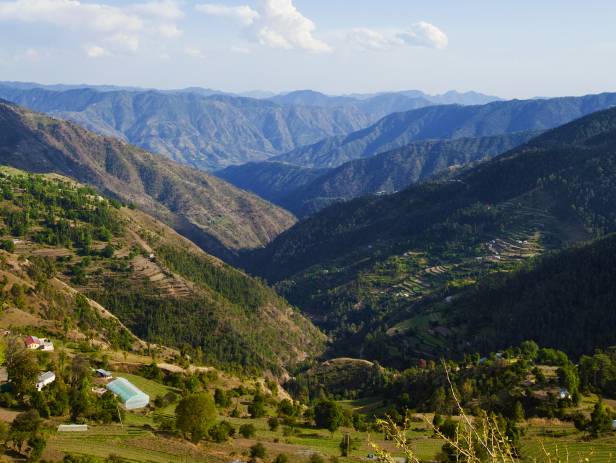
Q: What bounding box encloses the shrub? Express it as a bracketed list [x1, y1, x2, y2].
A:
[239, 423, 256, 438]
[250, 442, 266, 459]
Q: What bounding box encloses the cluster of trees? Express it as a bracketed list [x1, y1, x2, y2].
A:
[0, 173, 123, 253]
[449, 233, 616, 358]
[579, 348, 616, 398]
[89, 241, 321, 375]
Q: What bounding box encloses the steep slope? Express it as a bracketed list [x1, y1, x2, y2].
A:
[218, 131, 538, 217]
[280, 131, 539, 216]
[445, 233, 616, 357]
[216, 161, 329, 205]
[0, 168, 324, 373]
[244, 107, 616, 366]
[0, 100, 296, 259]
[0, 85, 372, 170]
[274, 92, 616, 168]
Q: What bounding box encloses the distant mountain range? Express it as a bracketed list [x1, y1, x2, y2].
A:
[268, 89, 501, 120]
[217, 131, 539, 216]
[0, 84, 372, 171]
[242, 106, 616, 365]
[219, 92, 616, 217]
[0, 100, 295, 259]
[0, 82, 501, 171]
[274, 92, 616, 168]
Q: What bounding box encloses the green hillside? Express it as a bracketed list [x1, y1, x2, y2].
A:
[0, 168, 324, 373]
[244, 107, 616, 367]
[0, 100, 296, 259]
[218, 132, 537, 217]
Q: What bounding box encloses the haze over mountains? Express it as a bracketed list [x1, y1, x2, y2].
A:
[274, 92, 616, 168]
[218, 131, 539, 217]
[0, 82, 500, 171]
[219, 92, 616, 216]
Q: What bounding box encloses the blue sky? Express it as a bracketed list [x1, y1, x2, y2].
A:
[0, 0, 614, 98]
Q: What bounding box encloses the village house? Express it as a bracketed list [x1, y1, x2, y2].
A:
[24, 335, 41, 349]
[95, 369, 113, 379]
[24, 335, 54, 351]
[36, 371, 56, 391]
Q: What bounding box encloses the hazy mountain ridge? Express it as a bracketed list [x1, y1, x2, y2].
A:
[0, 100, 296, 259]
[274, 92, 616, 169]
[0, 85, 373, 170]
[219, 131, 539, 217]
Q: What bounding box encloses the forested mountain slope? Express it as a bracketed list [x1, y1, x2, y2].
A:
[219, 131, 537, 217]
[0, 101, 296, 259]
[274, 92, 616, 168]
[447, 233, 616, 357]
[0, 169, 324, 373]
[0, 85, 373, 170]
[216, 161, 329, 205]
[244, 107, 616, 366]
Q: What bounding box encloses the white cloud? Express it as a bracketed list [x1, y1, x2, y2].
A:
[398, 22, 448, 50]
[197, 0, 331, 53]
[195, 3, 258, 26]
[0, 0, 143, 32]
[253, 0, 331, 52]
[347, 28, 394, 51]
[85, 44, 109, 58]
[0, 0, 183, 55]
[128, 0, 183, 21]
[348, 22, 448, 51]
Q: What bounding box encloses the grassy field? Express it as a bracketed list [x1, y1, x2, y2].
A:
[522, 424, 616, 463]
[42, 408, 616, 463]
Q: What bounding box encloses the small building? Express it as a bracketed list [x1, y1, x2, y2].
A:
[612, 420, 616, 430]
[95, 369, 113, 379]
[91, 387, 108, 396]
[58, 424, 88, 432]
[24, 336, 54, 351]
[25, 335, 42, 349]
[106, 377, 149, 410]
[559, 388, 571, 400]
[36, 371, 56, 391]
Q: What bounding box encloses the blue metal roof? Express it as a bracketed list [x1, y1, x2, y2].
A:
[106, 377, 149, 407]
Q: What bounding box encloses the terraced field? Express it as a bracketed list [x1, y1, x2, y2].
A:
[46, 425, 223, 463]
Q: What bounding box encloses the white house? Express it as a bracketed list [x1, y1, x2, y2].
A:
[36, 371, 56, 391]
[558, 388, 571, 400]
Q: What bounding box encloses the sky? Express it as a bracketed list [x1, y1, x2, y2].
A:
[0, 0, 615, 99]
